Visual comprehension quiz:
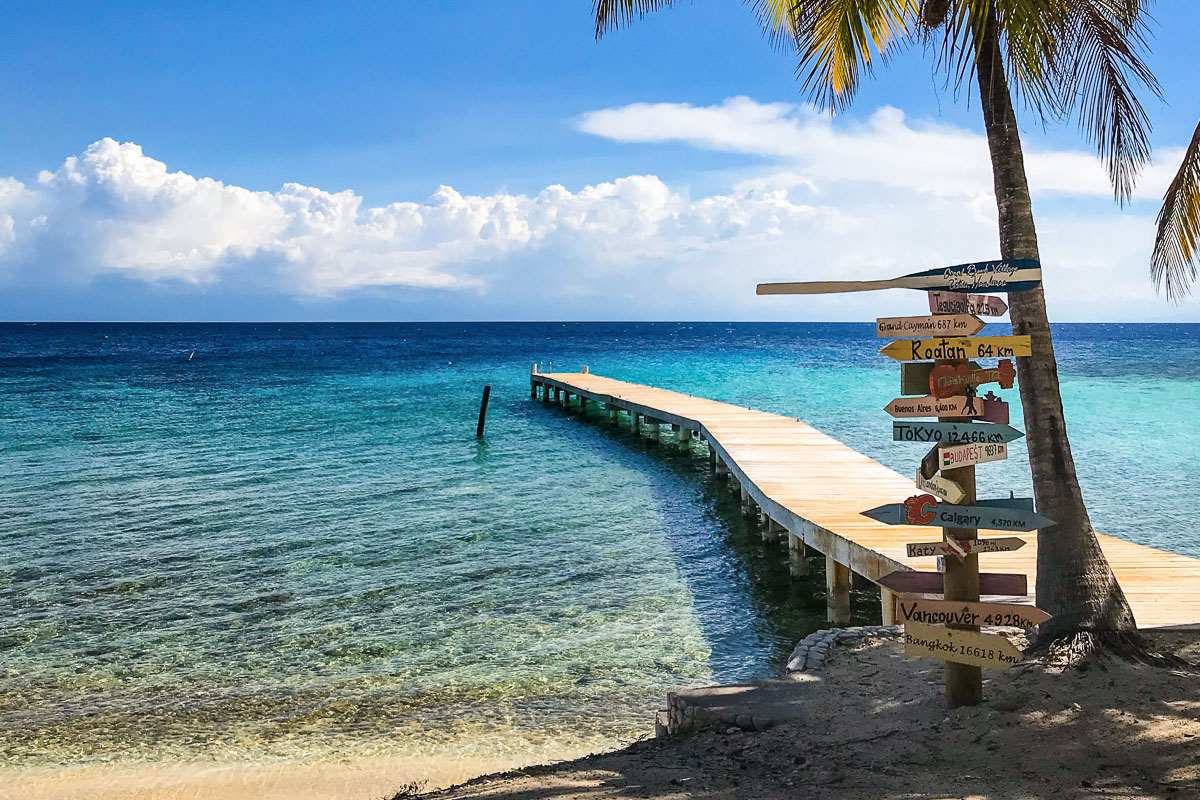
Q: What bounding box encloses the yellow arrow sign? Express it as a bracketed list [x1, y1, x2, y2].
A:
[903, 621, 1024, 669]
[879, 336, 1032, 362]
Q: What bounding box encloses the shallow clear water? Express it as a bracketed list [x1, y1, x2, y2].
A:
[1, 321, 1197, 767]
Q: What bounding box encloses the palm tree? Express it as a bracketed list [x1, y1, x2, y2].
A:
[593, 0, 1159, 652]
[1152, 122, 1200, 299]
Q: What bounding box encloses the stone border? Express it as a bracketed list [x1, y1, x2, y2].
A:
[785, 625, 901, 673]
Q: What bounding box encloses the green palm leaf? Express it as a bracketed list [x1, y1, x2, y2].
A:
[1152, 121, 1200, 300]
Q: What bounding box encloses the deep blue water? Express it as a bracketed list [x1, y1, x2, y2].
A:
[1, 321, 1198, 766]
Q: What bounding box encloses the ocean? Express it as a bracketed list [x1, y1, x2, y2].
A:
[2, 321, 1198, 785]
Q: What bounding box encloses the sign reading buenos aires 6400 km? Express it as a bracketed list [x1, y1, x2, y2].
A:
[880, 335, 1032, 362]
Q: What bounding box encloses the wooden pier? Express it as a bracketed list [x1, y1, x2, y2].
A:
[531, 368, 1200, 629]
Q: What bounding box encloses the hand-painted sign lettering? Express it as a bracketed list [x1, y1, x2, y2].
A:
[903, 621, 1024, 669]
[879, 336, 1032, 362]
[757, 259, 1041, 296]
[884, 395, 1009, 423]
[929, 359, 1016, 398]
[861, 497, 1051, 531]
[877, 314, 985, 338]
[893, 421, 1024, 445]
[928, 291, 1009, 317]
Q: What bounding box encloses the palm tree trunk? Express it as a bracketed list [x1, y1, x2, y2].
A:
[974, 8, 1136, 639]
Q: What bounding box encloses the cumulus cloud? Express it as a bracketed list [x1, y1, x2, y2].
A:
[0, 100, 1189, 320]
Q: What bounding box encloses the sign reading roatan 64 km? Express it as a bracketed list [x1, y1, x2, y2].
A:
[880, 335, 1032, 362]
[756, 259, 1042, 295]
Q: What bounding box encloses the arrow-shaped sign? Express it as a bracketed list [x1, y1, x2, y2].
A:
[903, 621, 1024, 669]
[928, 291, 1009, 317]
[929, 359, 1016, 398]
[879, 570, 1028, 596]
[884, 394, 1009, 423]
[906, 537, 1027, 558]
[940, 441, 1009, 469]
[894, 421, 1024, 445]
[896, 598, 1050, 628]
[756, 259, 1041, 296]
[861, 495, 1052, 531]
[880, 336, 1033, 362]
[915, 470, 965, 503]
[877, 314, 985, 338]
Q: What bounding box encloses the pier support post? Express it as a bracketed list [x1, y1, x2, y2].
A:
[632, 412, 641, 434]
[826, 556, 851, 625]
[788, 534, 811, 577]
[579, 396, 587, 413]
[880, 587, 897, 625]
[609, 406, 618, 424]
[530, 364, 539, 399]
[714, 457, 727, 478]
[764, 517, 782, 544]
[648, 420, 660, 442]
[678, 427, 693, 452]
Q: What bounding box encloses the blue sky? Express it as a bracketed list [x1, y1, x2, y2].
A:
[1, 1, 1198, 321]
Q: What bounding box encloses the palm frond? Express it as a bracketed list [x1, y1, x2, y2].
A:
[592, 0, 678, 39]
[792, 0, 921, 112]
[1152, 121, 1200, 301]
[749, 0, 805, 51]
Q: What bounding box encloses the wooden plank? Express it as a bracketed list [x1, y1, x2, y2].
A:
[877, 314, 985, 338]
[896, 598, 1050, 628]
[884, 395, 1009, 423]
[861, 496, 1052, 531]
[906, 537, 1027, 558]
[928, 291, 1009, 317]
[756, 259, 1041, 295]
[903, 621, 1024, 669]
[893, 421, 1024, 445]
[900, 361, 981, 396]
[939, 442, 1008, 469]
[880, 336, 1033, 362]
[879, 570, 1028, 596]
[915, 470, 965, 504]
[929, 359, 1016, 398]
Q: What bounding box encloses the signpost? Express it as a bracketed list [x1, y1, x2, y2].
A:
[903, 621, 1024, 669]
[928, 359, 1016, 398]
[756, 259, 1042, 296]
[940, 441, 1008, 469]
[884, 395, 1008, 423]
[879, 336, 1032, 362]
[915, 470, 965, 503]
[900, 361, 980, 396]
[862, 496, 1052, 531]
[877, 314, 985, 338]
[928, 291, 1009, 317]
[893, 421, 1024, 445]
[896, 598, 1050, 628]
[905, 537, 1026, 558]
[878, 570, 1028, 596]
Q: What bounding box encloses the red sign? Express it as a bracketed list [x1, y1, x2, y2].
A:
[929, 359, 1016, 398]
[878, 570, 1029, 597]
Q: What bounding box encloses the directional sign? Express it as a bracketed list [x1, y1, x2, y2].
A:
[884, 395, 1009, 423]
[879, 570, 1028, 596]
[940, 441, 1008, 470]
[877, 314, 985, 338]
[756, 259, 1041, 296]
[928, 291, 1009, 317]
[894, 421, 1024, 445]
[896, 598, 1050, 628]
[906, 537, 1027, 558]
[929, 359, 1016, 398]
[900, 361, 980, 395]
[862, 496, 1052, 531]
[919, 445, 940, 480]
[903, 621, 1024, 669]
[880, 336, 1032, 362]
[915, 470, 965, 503]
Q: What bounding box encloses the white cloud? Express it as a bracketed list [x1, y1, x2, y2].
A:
[0, 100, 1191, 321]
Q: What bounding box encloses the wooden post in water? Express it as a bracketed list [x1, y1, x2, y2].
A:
[880, 586, 897, 625]
[678, 427, 693, 452]
[609, 405, 618, 424]
[826, 555, 851, 625]
[476, 385, 491, 439]
[530, 364, 538, 398]
[788, 533, 812, 577]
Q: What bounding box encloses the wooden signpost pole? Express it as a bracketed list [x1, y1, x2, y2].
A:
[940, 366, 982, 707]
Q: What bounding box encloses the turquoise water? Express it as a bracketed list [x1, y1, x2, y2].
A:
[1, 321, 1198, 767]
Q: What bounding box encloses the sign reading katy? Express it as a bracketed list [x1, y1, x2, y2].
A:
[757, 257, 1051, 707]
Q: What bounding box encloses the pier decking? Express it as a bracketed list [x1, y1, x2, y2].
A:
[531, 370, 1200, 629]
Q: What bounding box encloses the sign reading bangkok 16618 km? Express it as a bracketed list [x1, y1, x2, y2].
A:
[903, 621, 1024, 670]
[880, 335, 1032, 362]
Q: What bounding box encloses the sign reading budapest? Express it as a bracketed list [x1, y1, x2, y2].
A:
[877, 314, 985, 338]
[893, 421, 1024, 445]
[940, 441, 1009, 469]
[928, 291, 1008, 317]
[884, 395, 1009, 423]
[861, 494, 1052, 531]
[757, 259, 1042, 296]
[880, 336, 1033, 362]
[929, 359, 1016, 398]
[903, 621, 1024, 670]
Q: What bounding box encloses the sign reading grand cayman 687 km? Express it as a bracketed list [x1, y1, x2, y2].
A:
[756, 259, 1042, 296]
[893, 421, 1024, 445]
[877, 314, 984, 338]
[861, 494, 1052, 531]
[880, 336, 1032, 362]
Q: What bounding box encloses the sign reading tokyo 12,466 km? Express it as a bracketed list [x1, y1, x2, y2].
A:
[893, 421, 1024, 445]
[756, 259, 1041, 296]
[879, 336, 1032, 362]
